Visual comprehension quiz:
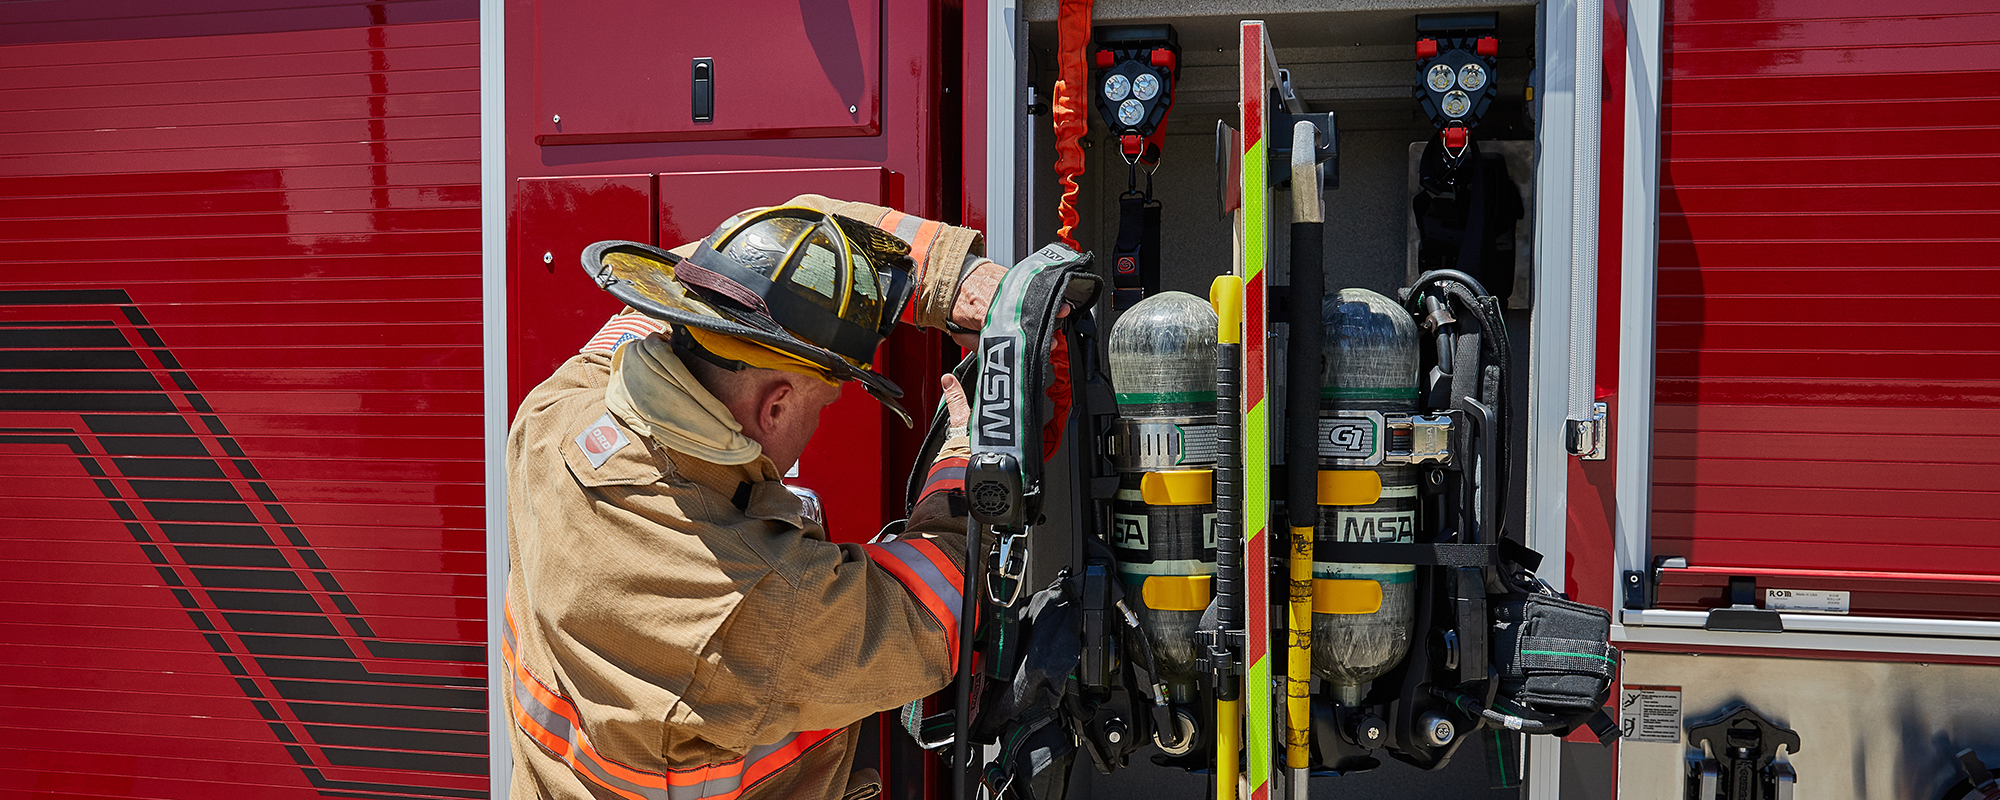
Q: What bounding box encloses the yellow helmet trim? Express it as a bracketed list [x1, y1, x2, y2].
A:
[683, 326, 843, 387]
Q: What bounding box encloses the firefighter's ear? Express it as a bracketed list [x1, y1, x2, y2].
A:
[750, 372, 839, 438]
[747, 378, 797, 439]
[746, 373, 840, 474]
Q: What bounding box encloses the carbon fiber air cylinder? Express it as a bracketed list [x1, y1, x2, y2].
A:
[1312, 288, 1420, 704]
[1106, 291, 1219, 702]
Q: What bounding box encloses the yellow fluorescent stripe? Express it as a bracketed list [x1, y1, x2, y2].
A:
[1246, 657, 1270, 787]
[1140, 469, 1215, 506]
[1245, 402, 1267, 528]
[1313, 578, 1385, 614]
[1317, 470, 1383, 506]
[1142, 575, 1214, 611]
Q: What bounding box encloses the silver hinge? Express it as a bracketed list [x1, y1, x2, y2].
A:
[1566, 400, 1609, 460]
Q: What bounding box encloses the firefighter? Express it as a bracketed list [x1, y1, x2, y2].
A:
[503, 196, 1005, 800]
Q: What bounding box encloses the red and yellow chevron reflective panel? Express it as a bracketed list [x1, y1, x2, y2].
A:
[862, 537, 966, 662]
[503, 605, 840, 800]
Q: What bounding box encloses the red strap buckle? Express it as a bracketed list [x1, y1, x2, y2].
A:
[1121, 134, 1144, 156]
[1416, 38, 1439, 59]
[1149, 49, 1175, 70]
[1095, 50, 1114, 68]
[1476, 37, 1499, 57]
[1443, 126, 1468, 150]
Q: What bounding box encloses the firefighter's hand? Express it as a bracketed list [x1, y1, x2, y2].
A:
[939, 374, 971, 462]
[948, 261, 1005, 349]
[942, 374, 970, 436]
[949, 259, 1075, 349]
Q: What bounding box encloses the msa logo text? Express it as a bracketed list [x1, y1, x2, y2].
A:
[978, 337, 1015, 445]
[1111, 514, 1148, 549]
[1339, 512, 1414, 543]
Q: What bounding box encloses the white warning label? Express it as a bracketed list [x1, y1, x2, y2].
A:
[1765, 588, 1849, 614]
[1618, 686, 1682, 744]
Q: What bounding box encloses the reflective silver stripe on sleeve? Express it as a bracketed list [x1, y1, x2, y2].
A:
[878, 538, 963, 629]
[892, 215, 924, 242]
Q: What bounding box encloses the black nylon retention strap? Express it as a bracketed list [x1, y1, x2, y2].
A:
[1112, 192, 1147, 309]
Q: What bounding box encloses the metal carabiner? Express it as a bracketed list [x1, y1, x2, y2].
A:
[986, 529, 1030, 607]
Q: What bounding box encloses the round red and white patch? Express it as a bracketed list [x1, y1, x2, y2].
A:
[574, 414, 632, 469]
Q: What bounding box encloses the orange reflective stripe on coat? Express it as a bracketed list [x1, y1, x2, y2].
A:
[918, 455, 968, 502]
[503, 605, 839, 800]
[871, 209, 942, 279]
[872, 209, 931, 326]
[862, 538, 965, 664]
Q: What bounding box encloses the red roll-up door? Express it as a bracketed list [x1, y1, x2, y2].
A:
[1651, 0, 2000, 618]
[0, 2, 488, 797]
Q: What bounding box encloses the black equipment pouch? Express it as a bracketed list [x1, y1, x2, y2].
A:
[970, 574, 1085, 800]
[1489, 590, 1615, 719]
[1436, 549, 1620, 743]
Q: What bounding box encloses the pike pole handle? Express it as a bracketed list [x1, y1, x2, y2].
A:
[1210, 275, 1244, 639]
[1283, 120, 1325, 789]
[1209, 275, 1244, 800]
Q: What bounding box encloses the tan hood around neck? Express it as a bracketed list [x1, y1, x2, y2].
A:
[604, 335, 764, 466]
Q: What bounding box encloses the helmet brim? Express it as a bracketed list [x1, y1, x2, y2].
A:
[581, 240, 912, 426]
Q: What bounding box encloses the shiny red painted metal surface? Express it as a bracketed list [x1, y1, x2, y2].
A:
[1653, 1, 2000, 604]
[0, 3, 485, 798]
[655, 167, 889, 247]
[510, 174, 650, 410]
[532, 0, 881, 145]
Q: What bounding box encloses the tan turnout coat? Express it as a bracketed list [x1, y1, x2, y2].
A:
[504, 197, 983, 800]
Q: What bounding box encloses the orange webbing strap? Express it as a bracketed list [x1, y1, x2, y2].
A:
[1051, 0, 1092, 249]
[503, 603, 840, 800]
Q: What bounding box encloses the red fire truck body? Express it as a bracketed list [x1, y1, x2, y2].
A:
[0, 0, 1994, 799]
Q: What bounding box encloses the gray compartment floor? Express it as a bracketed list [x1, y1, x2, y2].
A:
[1075, 741, 1525, 798]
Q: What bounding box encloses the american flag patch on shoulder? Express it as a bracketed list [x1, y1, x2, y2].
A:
[582, 315, 668, 354]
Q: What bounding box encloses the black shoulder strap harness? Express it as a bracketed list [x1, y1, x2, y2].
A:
[894, 244, 1175, 800]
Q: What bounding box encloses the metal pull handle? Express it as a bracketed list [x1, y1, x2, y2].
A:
[691, 58, 713, 122]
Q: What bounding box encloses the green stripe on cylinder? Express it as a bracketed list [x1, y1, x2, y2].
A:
[1521, 649, 1617, 664]
[1115, 390, 1219, 405]
[1319, 387, 1420, 401]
